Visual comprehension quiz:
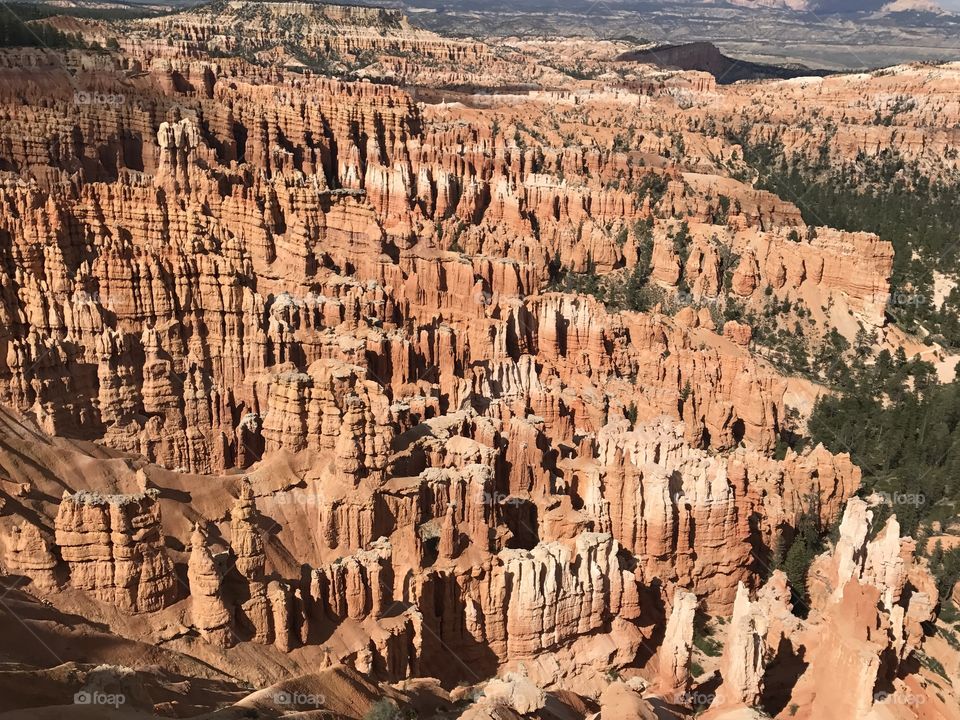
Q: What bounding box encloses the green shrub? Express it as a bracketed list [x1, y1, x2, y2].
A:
[365, 699, 399, 720]
[693, 627, 722, 657]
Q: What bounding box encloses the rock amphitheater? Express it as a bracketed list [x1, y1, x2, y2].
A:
[0, 2, 957, 718]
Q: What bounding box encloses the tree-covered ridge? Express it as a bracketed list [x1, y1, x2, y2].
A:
[722, 131, 960, 610]
[807, 349, 956, 536]
[758, 347, 960, 615]
[0, 1, 165, 49]
[729, 132, 960, 536]
[0, 5, 79, 48]
[729, 131, 960, 349]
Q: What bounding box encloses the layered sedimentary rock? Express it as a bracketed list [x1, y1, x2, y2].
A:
[0, 5, 954, 718]
[0, 43, 897, 480]
[412, 531, 643, 685]
[308, 537, 394, 623]
[798, 499, 940, 718]
[721, 67, 960, 176]
[4, 522, 59, 589]
[711, 583, 770, 709]
[187, 523, 234, 646]
[53, 490, 177, 613]
[568, 420, 859, 610]
[230, 484, 276, 644]
[261, 360, 394, 483]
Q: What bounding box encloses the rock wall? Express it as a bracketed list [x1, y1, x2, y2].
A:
[54, 490, 178, 613]
[699, 499, 942, 719]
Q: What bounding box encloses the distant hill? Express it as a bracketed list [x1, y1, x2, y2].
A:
[615, 41, 831, 83]
[721, 0, 944, 10]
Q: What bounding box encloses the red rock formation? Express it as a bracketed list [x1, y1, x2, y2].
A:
[572, 421, 858, 610]
[230, 484, 275, 643]
[0, 8, 952, 718]
[308, 538, 393, 623]
[657, 589, 697, 692]
[711, 583, 770, 710]
[415, 532, 642, 683]
[707, 500, 944, 719]
[54, 490, 177, 613]
[4, 522, 59, 589]
[187, 522, 234, 647]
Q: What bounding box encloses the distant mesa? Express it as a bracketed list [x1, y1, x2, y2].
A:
[878, 0, 945, 12]
[722, 0, 815, 10]
[615, 41, 831, 84]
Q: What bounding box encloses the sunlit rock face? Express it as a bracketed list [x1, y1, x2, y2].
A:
[0, 4, 955, 718]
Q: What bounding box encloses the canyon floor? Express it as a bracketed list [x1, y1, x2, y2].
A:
[0, 1, 958, 719]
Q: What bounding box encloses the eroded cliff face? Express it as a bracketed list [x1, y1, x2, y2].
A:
[0, 63, 879, 479]
[0, 54, 881, 672]
[0, 5, 953, 719]
[54, 489, 177, 613]
[687, 499, 947, 720]
[719, 68, 960, 176]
